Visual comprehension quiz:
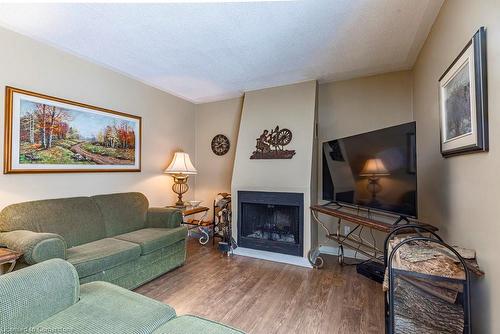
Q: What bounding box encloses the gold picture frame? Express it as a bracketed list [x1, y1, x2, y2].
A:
[4, 86, 142, 173]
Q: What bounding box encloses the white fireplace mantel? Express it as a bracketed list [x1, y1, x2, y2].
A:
[231, 81, 318, 264]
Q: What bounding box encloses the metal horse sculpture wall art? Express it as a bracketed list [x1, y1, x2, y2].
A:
[250, 126, 296, 159]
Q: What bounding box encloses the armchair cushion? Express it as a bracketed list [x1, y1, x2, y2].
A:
[67, 238, 141, 278]
[146, 207, 183, 229]
[0, 259, 79, 330]
[35, 281, 176, 334]
[0, 230, 66, 265]
[114, 227, 187, 255]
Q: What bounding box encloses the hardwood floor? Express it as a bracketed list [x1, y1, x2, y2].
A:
[135, 239, 385, 334]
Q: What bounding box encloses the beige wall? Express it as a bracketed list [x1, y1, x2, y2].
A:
[413, 1, 500, 332]
[317, 71, 414, 248]
[194, 73, 414, 253]
[232, 81, 317, 257]
[8, 9, 498, 330]
[0, 27, 196, 208]
[193, 7, 499, 327]
[318, 71, 413, 143]
[194, 97, 242, 217]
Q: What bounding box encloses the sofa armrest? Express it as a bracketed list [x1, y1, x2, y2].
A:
[146, 208, 183, 229]
[0, 258, 80, 330]
[0, 230, 66, 265]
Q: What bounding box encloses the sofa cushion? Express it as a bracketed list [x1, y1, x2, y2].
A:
[92, 192, 149, 237]
[35, 281, 176, 334]
[114, 227, 187, 255]
[0, 197, 106, 248]
[79, 240, 187, 290]
[153, 315, 245, 334]
[67, 238, 141, 278]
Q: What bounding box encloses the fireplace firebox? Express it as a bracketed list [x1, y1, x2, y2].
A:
[238, 191, 303, 256]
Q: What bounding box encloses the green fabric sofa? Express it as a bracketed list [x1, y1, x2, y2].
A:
[0, 192, 187, 289]
[0, 259, 244, 334]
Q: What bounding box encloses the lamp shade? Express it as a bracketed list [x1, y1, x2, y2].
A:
[164, 152, 197, 175]
[359, 158, 389, 176]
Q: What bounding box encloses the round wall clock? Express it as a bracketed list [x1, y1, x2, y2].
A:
[211, 134, 230, 156]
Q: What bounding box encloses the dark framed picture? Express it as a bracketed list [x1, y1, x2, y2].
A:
[4, 87, 141, 173]
[438, 27, 488, 157]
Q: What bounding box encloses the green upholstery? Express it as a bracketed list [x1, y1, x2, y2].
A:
[0, 196, 105, 247]
[79, 239, 186, 290]
[115, 227, 187, 255]
[153, 315, 245, 334]
[147, 207, 183, 229]
[0, 259, 79, 331]
[67, 238, 141, 278]
[35, 281, 176, 334]
[0, 192, 185, 290]
[0, 230, 66, 264]
[1, 259, 244, 334]
[92, 192, 149, 237]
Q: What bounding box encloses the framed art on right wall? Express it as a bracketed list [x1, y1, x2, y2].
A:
[439, 27, 488, 157]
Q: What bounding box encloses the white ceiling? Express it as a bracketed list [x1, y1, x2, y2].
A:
[0, 1, 443, 104]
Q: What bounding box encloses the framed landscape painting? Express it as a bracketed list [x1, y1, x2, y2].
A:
[4, 87, 141, 173]
[438, 27, 488, 157]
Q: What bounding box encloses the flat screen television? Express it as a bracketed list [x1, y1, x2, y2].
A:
[322, 122, 417, 217]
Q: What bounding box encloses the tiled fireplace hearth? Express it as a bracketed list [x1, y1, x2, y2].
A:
[238, 191, 303, 256]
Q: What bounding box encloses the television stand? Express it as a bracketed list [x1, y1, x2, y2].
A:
[393, 215, 411, 225]
[308, 204, 438, 269]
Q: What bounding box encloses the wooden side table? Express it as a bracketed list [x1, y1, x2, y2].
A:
[168, 206, 213, 245]
[0, 248, 22, 275]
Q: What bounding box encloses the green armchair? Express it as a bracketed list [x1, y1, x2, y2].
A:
[0, 259, 244, 334]
[0, 258, 80, 330]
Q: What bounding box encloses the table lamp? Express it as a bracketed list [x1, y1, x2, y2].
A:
[359, 158, 389, 203]
[164, 152, 197, 207]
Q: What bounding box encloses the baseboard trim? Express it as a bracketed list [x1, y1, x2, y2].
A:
[232, 245, 369, 268]
[233, 247, 313, 268]
[319, 245, 369, 261]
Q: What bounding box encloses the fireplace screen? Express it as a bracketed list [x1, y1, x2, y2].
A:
[240, 203, 299, 245]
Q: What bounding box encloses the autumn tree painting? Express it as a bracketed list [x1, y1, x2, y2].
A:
[18, 99, 138, 167]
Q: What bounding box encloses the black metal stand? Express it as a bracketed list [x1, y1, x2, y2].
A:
[383, 225, 442, 333]
[213, 194, 233, 254]
[392, 215, 411, 225]
[384, 228, 471, 334]
[212, 200, 224, 246]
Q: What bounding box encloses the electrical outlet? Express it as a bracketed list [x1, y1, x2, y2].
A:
[344, 225, 351, 236]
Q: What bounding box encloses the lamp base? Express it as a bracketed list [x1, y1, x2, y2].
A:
[174, 201, 186, 208]
[367, 177, 382, 203]
[171, 174, 190, 209]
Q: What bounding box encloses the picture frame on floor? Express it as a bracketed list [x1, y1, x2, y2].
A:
[4, 86, 141, 173]
[438, 27, 488, 157]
